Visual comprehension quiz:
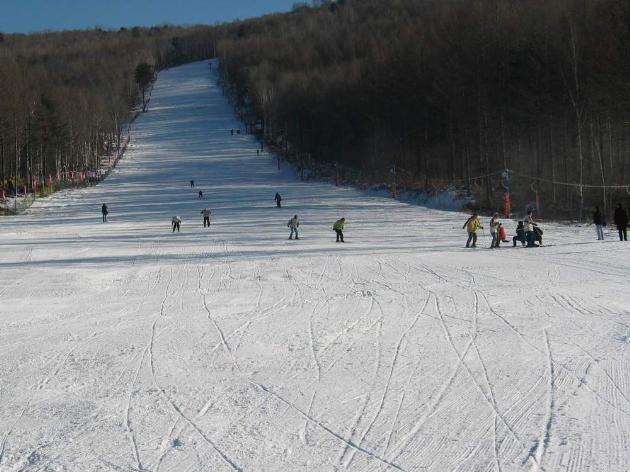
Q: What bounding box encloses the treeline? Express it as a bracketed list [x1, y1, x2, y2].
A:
[216, 0, 630, 216]
[0, 25, 214, 197]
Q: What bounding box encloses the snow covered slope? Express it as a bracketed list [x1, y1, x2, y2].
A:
[1, 60, 630, 472]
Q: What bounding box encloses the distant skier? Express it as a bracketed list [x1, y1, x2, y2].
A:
[190, 180, 194, 188]
[462, 213, 482, 248]
[172, 215, 181, 232]
[513, 221, 526, 247]
[198, 190, 203, 199]
[524, 210, 538, 247]
[333, 217, 345, 243]
[231, 129, 234, 136]
[101, 203, 108, 223]
[489, 213, 501, 248]
[256, 149, 260, 156]
[614, 203, 628, 241]
[200, 208, 211, 228]
[287, 214, 300, 240]
[274, 192, 282, 208]
[593, 206, 605, 240]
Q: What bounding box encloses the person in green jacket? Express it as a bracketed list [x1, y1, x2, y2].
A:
[462, 213, 482, 248]
[333, 217, 345, 242]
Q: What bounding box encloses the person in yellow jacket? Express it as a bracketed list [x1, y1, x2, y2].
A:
[333, 217, 345, 242]
[463, 212, 483, 248]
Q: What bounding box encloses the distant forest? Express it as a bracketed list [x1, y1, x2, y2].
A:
[0, 25, 214, 199]
[215, 0, 630, 216]
[2, 0, 630, 217]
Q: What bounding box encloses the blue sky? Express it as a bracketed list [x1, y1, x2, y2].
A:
[1, 0, 298, 33]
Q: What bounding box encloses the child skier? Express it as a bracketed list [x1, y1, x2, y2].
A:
[513, 221, 526, 247]
[287, 215, 300, 239]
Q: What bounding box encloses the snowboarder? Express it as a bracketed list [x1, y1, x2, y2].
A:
[172, 216, 181, 232]
[614, 203, 628, 241]
[198, 190, 203, 199]
[463, 213, 482, 248]
[274, 192, 282, 208]
[200, 208, 211, 228]
[513, 221, 526, 247]
[190, 180, 194, 188]
[101, 203, 108, 223]
[489, 213, 501, 248]
[333, 218, 345, 242]
[524, 210, 538, 247]
[593, 206, 605, 240]
[287, 215, 300, 240]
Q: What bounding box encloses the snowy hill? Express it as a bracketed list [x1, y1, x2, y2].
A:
[1, 60, 630, 471]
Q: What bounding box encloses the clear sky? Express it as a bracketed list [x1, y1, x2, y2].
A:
[1, 0, 298, 34]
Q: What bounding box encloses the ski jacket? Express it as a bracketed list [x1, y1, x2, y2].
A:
[288, 217, 299, 228]
[201, 209, 210, 217]
[101, 205, 108, 215]
[172, 216, 181, 224]
[524, 215, 535, 232]
[489, 217, 500, 234]
[463, 216, 481, 233]
[593, 210, 603, 225]
[614, 207, 628, 227]
[274, 193, 282, 202]
[333, 219, 345, 231]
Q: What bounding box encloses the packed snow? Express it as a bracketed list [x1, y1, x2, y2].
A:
[1, 61, 630, 472]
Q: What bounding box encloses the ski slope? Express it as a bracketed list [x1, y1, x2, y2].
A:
[1, 60, 630, 472]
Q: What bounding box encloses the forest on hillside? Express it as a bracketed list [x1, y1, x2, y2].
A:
[0, 25, 214, 203]
[215, 0, 630, 217]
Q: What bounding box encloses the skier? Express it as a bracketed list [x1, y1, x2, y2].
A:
[101, 203, 108, 223]
[172, 215, 181, 232]
[287, 214, 300, 240]
[333, 217, 345, 242]
[274, 192, 282, 208]
[198, 190, 203, 199]
[614, 203, 628, 241]
[462, 213, 482, 248]
[200, 208, 211, 228]
[230, 129, 234, 136]
[489, 213, 501, 248]
[190, 180, 194, 188]
[513, 221, 526, 247]
[524, 210, 538, 247]
[593, 206, 605, 240]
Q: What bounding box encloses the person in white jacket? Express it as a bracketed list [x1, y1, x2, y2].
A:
[489, 213, 501, 248]
[523, 210, 537, 247]
[287, 215, 299, 240]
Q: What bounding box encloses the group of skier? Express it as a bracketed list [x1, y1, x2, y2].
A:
[462, 202, 630, 249]
[463, 209, 542, 248]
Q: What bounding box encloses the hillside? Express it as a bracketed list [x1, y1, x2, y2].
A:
[1, 60, 629, 471]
